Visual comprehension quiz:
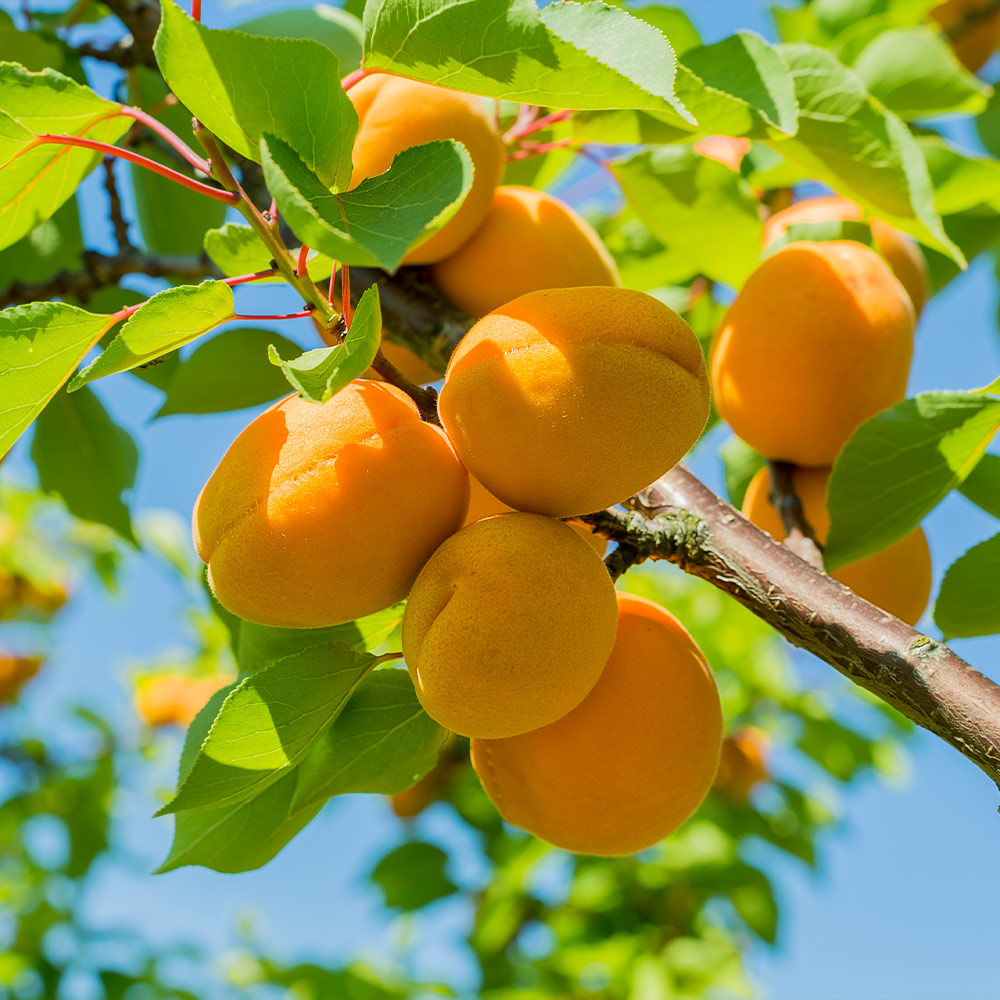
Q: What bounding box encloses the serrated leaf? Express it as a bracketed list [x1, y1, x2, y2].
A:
[769, 44, 961, 264]
[269, 285, 380, 402]
[363, 0, 692, 124]
[959, 454, 1000, 519]
[826, 392, 1000, 569]
[238, 4, 364, 71]
[155, 684, 321, 873]
[0, 301, 116, 458]
[203, 222, 334, 282]
[293, 669, 446, 811]
[157, 641, 376, 815]
[155, 328, 303, 417]
[69, 280, 234, 389]
[237, 604, 403, 676]
[934, 533, 1000, 638]
[372, 841, 457, 911]
[0, 63, 128, 250]
[30, 387, 137, 542]
[850, 26, 989, 120]
[154, 0, 357, 189]
[611, 146, 762, 287]
[261, 134, 473, 273]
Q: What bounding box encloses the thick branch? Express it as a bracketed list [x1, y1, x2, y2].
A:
[0, 250, 212, 309]
[581, 468, 1000, 791]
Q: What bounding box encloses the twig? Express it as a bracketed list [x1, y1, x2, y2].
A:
[102, 158, 133, 252]
[74, 39, 143, 68]
[368, 349, 441, 425]
[604, 541, 641, 582]
[103, 0, 160, 68]
[767, 460, 825, 570]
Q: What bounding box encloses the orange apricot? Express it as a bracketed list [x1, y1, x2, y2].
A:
[402, 513, 619, 739]
[380, 341, 440, 384]
[742, 466, 932, 625]
[714, 727, 769, 802]
[429, 185, 620, 317]
[135, 672, 232, 728]
[762, 195, 930, 315]
[463, 474, 608, 557]
[694, 136, 751, 172]
[931, 0, 1000, 72]
[194, 380, 469, 628]
[710, 241, 914, 467]
[471, 592, 722, 855]
[0, 652, 42, 703]
[439, 287, 711, 517]
[348, 74, 505, 264]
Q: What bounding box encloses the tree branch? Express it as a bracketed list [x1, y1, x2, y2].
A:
[767, 460, 825, 570]
[0, 250, 213, 309]
[579, 469, 1000, 791]
[103, 0, 160, 68]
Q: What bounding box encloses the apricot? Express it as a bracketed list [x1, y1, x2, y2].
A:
[711, 241, 914, 467]
[0, 652, 42, 703]
[694, 136, 751, 172]
[463, 474, 608, 558]
[714, 727, 769, 803]
[439, 287, 711, 517]
[402, 513, 618, 739]
[194, 380, 469, 628]
[471, 592, 722, 855]
[931, 0, 1000, 72]
[348, 74, 505, 264]
[429, 186, 620, 317]
[742, 466, 932, 625]
[762, 196, 930, 315]
[135, 672, 232, 727]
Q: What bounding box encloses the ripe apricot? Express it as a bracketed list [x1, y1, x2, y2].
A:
[348, 74, 505, 264]
[711, 241, 914, 467]
[0, 652, 42, 703]
[742, 466, 932, 625]
[471, 592, 722, 855]
[380, 341, 440, 384]
[463, 474, 608, 557]
[429, 186, 620, 317]
[931, 0, 1000, 72]
[440, 287, 711, 517]
[762, 196, 929, 315]
[194, 381, 469, 628]
[402, 513, 618, 739]
[135, 672, 232, 727]
[714, 727, 769, 802]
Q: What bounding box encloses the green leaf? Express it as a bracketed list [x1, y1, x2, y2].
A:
[154, 0, 357, 189]
[611, 147, 762, 287]
[850, 26, 989, 120]
[934, 533, 1000, 638]
[720, 436, 765, 508]
[69, 280, 234, 390]
[238, 4, 364, 72]
[293, 669, 446, 810]
[154, 328, 302, 417]
[919, 134, 1000, 217]
[363, 0, 693, 123]
[261, 134, 473, 272]
[958, 454, 1000, 519]
[128, 66, 227, 257]
[203, 222, 335, 282]
[157, 641, 376, 816]
[0, 196, 83, 287]
[237, 604, 404, 675]
[631, 6, 700, 57]
[155, 685, 322, 874]
[764, 219, 876, 256]
[372, 841, 457, 911]
[769, 44, 961, 264]
[268, 285, 381, 402]
[0, 63, 128, 250]
[0, 301, 115, 458]
[826, 392, 1000, 569]
[30, 387, 138, 542]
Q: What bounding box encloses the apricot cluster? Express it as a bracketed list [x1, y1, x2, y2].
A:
[194, 78, 722, 855]
[711, 198, 932, 624]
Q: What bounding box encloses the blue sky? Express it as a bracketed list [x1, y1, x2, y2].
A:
[3, 1, 1000, 997]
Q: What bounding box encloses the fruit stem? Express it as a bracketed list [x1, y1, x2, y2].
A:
[507, 137, 575, 161]
[341, 263, 353, 328]
[223, 268, 279, 287]
[191, 0, 201, 21]
[120, 105, 213, 175]
[510, 108, 573, 140]
[233, 311, 314, 321]
[296, 244, 310, 278]
[342, 68, 373, 91]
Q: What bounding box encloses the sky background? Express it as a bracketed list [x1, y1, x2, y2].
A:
[3, 1, 1000, 997]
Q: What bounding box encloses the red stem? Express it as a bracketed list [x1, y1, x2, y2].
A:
[20, 134, 239, 204]
[507, 137, 575, 161]
[191, 0, 201, 21]
[233, 311, 314, 321]
[501, 104, 539, 143]
[224, 269, 279, 287]
[510, 108, 573, 140]
[328, 262, 338, 305]
[341, 264, 353, 328]
[121, 105, 211, 175]
[342, 68, 373, 91]
[297, 244, 310, 277]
